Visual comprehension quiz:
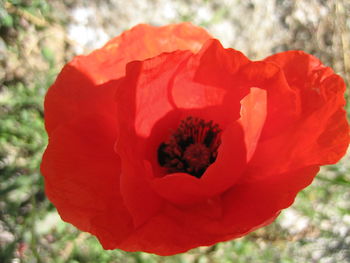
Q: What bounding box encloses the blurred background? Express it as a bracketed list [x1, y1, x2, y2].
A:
[0, 0, 349, 262]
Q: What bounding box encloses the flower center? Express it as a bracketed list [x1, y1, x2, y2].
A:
[157, 116, 221, 178]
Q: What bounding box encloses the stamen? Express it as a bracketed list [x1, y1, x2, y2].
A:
[158, 116, 222, 178]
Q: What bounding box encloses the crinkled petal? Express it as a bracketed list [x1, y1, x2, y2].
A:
[238, 61, 300, 139]
[247, 51, 349, 177]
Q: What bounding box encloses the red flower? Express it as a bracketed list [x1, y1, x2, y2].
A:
[41, 23, 349, 255]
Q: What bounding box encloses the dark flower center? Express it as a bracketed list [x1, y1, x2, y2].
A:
[157, 116, 222, 178]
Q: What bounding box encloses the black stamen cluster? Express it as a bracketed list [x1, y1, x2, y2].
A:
[158, 116, 221, 178]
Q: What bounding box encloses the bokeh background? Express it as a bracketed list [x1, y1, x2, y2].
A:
[0, 0, 349, 262]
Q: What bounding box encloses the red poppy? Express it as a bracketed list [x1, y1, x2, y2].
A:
[41, 23, 349, 255]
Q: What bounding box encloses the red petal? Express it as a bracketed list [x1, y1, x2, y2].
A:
[44, 66, 119, 134]
[41, 114, 133, 245]
[119, 159, 164, 227]
[221, 166, 319, 232]
[113, 52, 193, 224]
[239, 87, 267, 161]
[83, 23, 212, 84]
[238, 61, 300, 139]
[194, 39, 250, 89]
[117, 166, 318, 255]
[45, 23, 211, 134]
[247, 51, 349, 177]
